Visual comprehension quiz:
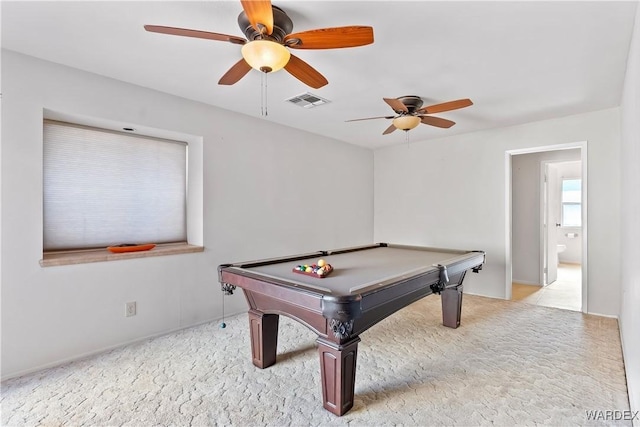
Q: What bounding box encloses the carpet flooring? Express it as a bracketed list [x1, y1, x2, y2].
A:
[0, 294, 630, 426]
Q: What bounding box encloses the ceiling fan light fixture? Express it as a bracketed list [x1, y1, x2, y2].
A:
[241, 40, 290, 73]
[392, 115, 421, 131]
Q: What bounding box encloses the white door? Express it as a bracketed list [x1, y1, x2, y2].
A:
[546, 164, 560, 285]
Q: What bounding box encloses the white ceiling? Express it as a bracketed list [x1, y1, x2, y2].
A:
[2, 1, 637, 149]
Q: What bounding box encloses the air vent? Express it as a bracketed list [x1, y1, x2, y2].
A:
[285, 92, 330, 109]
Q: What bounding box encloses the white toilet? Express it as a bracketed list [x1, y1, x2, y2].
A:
[557, 244, 567, 265]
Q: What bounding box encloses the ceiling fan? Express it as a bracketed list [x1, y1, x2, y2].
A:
[144, 0, 374, 89]
[347, 96, 473, 135]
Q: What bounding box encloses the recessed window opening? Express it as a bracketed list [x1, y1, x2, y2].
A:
[43, 120, 187, 251]
[561, 178, 582, 227]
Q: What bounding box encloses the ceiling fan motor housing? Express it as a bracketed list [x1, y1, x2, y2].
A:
[396, 95, 424, 114]
[238, 5, 293, 42]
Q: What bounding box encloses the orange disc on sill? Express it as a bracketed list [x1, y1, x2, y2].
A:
[107, 244, 156, 253]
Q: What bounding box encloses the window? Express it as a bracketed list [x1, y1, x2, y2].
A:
[561, 178, 581, 227]
[43, 120, 187, 251]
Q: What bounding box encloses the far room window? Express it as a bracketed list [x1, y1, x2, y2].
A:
[561, 178, 581, 227]
[43, 120, 187, 251]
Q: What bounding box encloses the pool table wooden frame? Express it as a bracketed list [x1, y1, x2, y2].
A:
[218, 243, 485, 416]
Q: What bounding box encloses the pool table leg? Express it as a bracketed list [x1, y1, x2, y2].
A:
[248, 309, 279, 368]
[441, 285, 463, 328]
[316, 337, 361, 416]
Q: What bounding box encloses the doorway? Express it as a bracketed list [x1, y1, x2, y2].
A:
[506, 143, 587, 313]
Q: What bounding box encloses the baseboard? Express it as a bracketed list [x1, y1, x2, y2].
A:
[619, 319, 639, 424]
[0, 312, 244, 382]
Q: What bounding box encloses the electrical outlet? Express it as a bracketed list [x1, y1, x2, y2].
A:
[125, 301, 136, 317]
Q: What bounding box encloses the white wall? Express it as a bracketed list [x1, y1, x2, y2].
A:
[0, 50, 374, 379]
[619, 2, 640, 419]
[512, 151, 580, 284]
[374, 108, 620, 317]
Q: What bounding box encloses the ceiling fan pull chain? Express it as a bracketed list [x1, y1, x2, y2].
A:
[260, 72, 264, 116]
[265, 72, 268, 116]
[260, 71, 269, 117]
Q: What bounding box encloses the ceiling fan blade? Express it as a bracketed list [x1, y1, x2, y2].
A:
[284, 54, 328, 89]
[383, 124, 397, 135]
[144, 25, 246, 45]
[345, 116, 394, 122]
[240, 0, 274, 35]
[418, 98, 473, 114]
[218, 59, 252, 85]
[420, 116, 456, 128]
[383, 98, 408, 113]
[284, 26, 374, 49]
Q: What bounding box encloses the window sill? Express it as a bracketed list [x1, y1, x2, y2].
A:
[40, 243, 204, 267]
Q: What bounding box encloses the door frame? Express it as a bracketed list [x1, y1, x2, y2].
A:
[505, 141, 588, 313]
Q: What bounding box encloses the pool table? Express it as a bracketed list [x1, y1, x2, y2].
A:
[218, 243, 485, 416]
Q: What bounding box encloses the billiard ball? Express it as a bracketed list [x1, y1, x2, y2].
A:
[318, 259, 326, 267]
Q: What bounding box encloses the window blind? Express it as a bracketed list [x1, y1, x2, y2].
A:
[43, 121, 187, 251]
